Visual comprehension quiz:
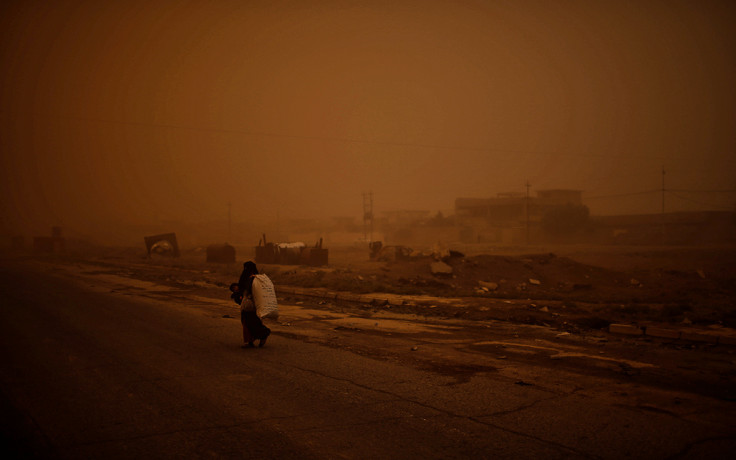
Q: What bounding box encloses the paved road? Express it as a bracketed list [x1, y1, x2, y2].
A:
[1, 259, 735, 459]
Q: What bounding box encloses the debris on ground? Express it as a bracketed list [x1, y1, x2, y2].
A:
[478, 281, 498, 291]
[430, 261, 453, 276]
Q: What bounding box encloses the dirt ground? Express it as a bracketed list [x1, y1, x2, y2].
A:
[46, 243, 736, 333]
[270, 245, 736, 330]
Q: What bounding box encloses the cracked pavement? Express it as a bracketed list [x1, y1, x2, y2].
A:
[1, 257, 735, 458]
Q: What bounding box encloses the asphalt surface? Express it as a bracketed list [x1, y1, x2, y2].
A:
[1, 258, 735, 459]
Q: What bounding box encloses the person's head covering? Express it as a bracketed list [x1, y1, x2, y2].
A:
[243, 261, 259, 276]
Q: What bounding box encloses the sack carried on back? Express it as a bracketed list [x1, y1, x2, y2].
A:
[251, 274, 279, 320]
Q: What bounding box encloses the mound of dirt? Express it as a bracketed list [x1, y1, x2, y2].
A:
[269, 253, 648, 301]
[264, 251, 736, 326]
[52, 244, 736, 328]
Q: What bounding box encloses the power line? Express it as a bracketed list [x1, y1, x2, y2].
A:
[667, 191, 735, 210]
[585, 189, 659, 200]
[668, 189, 736, 193]
[4, 109, 735, 163]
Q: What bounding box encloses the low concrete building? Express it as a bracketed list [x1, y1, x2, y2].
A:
[206, 243, 236, 263]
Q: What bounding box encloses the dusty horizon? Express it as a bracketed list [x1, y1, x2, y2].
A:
[2, 0, 735, 242]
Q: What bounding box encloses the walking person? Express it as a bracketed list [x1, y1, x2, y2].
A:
[229, 282, 255, 347]
[237, 261, 271, 348]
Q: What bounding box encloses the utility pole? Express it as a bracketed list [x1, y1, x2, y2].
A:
[525, 181, 531, 245]
[661, 166, 666, 214]
[227, 202, 232, 243]
[363, 192, 374, 243]
[661, 166, 666, 244]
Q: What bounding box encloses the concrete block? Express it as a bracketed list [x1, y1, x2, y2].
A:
[387, 297, 405, 307]
[609, 324, 643, 335]
[645, 327, 681, 340]
[375, 298, 390, 306]
[336, 293, 362, 303]
[680, 331, 719, 344]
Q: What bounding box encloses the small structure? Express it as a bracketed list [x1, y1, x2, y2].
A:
[255, 234, 328, 266]
[369, 241, 383, 259]
[375, 245, 413, 262]
[206, 243, 236, 263]
[276, 242, 305, 264]
[299, 238, 328, 266]
[144, 233, 180, 257]
[11, 236, 25, 251]
[33, 227, 65, 254]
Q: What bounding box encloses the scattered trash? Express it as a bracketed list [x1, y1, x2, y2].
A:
[411, 346, 419, 351]
[375, 245, 413, 262]
[144, 232, 180, 258]
[540, 306, 549, 313]
[573, 283, 592, 290]
[556, 332, 570, 337]
[529, 278, 541, 285]
[430, 261, 453, 276]
[478, 281, 498, 291]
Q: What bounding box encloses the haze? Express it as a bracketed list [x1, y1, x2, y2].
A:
[2, 0, 735, 244]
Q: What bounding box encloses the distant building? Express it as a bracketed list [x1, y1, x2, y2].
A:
[454, 189, 583, 244]
[455, 189, 583, 224]
[535, 189, 582, 207]
[380, 210, 432, 226]
[591, 211, 736, 245]
[33, 226, 66, 253]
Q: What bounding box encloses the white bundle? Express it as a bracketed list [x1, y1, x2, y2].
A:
[251, 274, 279, 320]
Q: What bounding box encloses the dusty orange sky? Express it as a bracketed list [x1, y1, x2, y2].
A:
[2, 0, 735, 240]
